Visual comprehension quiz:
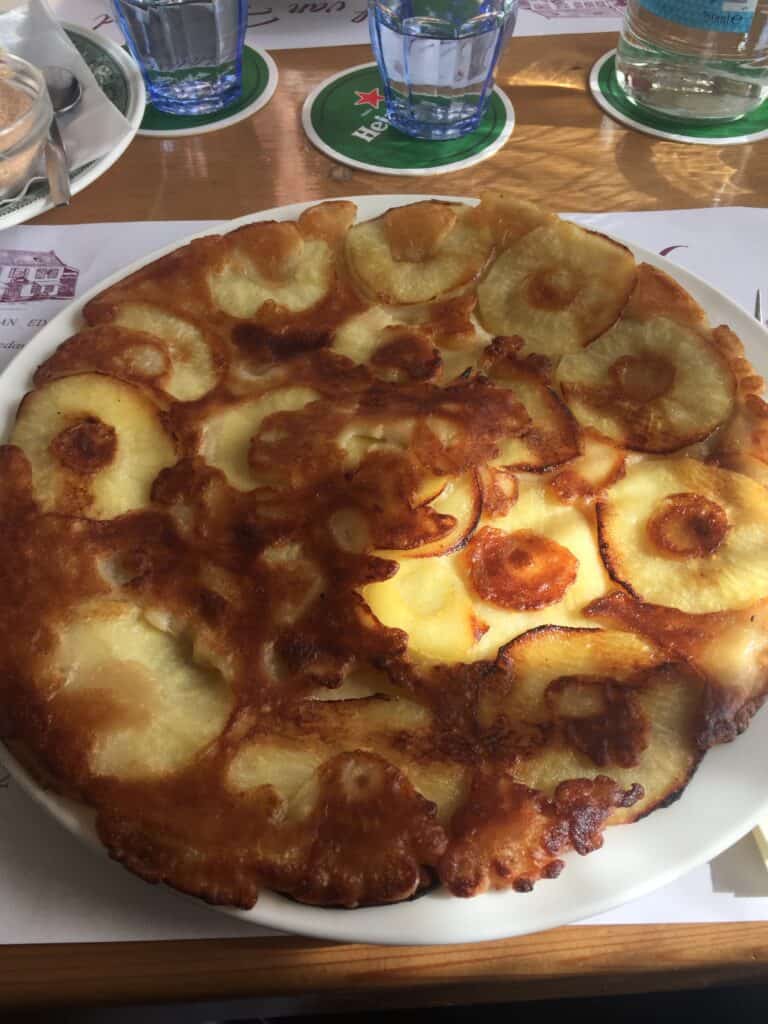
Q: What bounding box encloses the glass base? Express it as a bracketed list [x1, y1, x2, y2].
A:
[620, 88, 748, 124]
[615, 37, 768, 123]
[384, 92, 490, 140]
[386, 110, 483, 140]
[145, 71, 242, 117]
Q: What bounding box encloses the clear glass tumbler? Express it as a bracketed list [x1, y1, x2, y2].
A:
[369, 0, 519, 140]
[112, 0, 248, 116]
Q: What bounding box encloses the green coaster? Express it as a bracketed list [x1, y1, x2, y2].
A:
[590, 50, 768, 146]
[137, 46, 277, 137]
[302, 63, 514, 176]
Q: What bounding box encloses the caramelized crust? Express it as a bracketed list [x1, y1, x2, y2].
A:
[646, 492, 729, 558]
[50, 417, 117, 473]
[482, 337, 582, 472]
[3, 195, 768, 912]
[624, 263, 706, 327]
[546, 676, 650, 769]
[346, 201, 494, 305]
[384, 202, 458, 262]
[441, 773, 640, 897]
[35, 325, 173, 394]
[467, 526, 579, 610]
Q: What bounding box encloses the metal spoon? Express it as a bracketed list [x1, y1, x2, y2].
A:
[42, 66, 83, 207]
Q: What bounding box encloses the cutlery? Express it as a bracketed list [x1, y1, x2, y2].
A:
[42, 66, 83, 208]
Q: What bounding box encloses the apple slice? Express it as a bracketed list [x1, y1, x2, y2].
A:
[479, 626, 702, 824]
[391, 471, 482, 560]
[200, 386, 320, 490]
[10, 372, 176, 519]
[411, 473, 447, 509]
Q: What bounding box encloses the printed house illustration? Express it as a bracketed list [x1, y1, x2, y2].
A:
[0, 249, 78, 302]
[520, 0, 626, 17]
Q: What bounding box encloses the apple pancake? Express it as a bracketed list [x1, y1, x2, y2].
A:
[2, 194, 768, 911]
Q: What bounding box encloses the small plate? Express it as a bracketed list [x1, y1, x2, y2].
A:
[0, 23, 145, 230]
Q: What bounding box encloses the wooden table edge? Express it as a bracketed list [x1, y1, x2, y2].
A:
[3, 922, 768, 1010]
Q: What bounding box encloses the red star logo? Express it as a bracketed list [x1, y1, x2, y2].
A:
[354, 87, 385, 109]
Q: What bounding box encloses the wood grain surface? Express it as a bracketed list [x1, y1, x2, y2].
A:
[3, 924, 768, 1011]
[9, 29, 768, 1014]
[38, 33, 768, 227]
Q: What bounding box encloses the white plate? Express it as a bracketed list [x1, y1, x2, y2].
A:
[0, 23, 145, 231]
[2, 194, 768, 946]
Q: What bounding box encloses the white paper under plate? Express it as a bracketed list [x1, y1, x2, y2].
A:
[3, 195, 768, 947]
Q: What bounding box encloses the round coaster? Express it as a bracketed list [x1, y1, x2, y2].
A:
[302, 63, 514, 176]
[590, 50, 768, 147]
[137, 46, 277, 138]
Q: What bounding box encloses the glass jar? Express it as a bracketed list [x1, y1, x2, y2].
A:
[0, 53, 53, 200]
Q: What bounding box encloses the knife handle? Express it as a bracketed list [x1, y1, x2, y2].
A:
[45, 117, 71, 207]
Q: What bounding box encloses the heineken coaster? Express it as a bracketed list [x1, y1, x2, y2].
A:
[302, 63, 514, 176]
[137, 47, 277, 138]
[590, 50, 768, 147]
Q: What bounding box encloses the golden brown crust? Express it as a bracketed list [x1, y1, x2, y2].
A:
[467, 526, 579, 610]
[548, 438, 625, 506]
[3, 195, 768, 911]
[49, 417, 117, 474]
[35, 326, 173, 392]
[624, 262, 706, 326]
[546, 675, 650, 769]
[646, 492, 729, 558]
[584, 591, 768, 750]
[441, 773, 641, 897]
[99, 750, 448, 909]
[384, 202, 458, 263]
[481, 337, 581, 472]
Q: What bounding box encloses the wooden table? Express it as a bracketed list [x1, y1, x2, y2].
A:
[40, 32, 768, 225]
[6, 29, 768, 1015]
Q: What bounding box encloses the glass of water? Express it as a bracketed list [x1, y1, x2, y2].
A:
[112, 0, 248, 116]
[369, 0, 519, 140]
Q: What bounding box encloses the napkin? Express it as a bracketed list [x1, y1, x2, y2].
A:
[0, 0, 132, 174]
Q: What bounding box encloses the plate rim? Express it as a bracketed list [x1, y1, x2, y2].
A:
[3, 193, 768, 946]
[0, 21, 146, 231]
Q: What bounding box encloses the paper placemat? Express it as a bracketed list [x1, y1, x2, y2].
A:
[137, 46, 277, 137]
[51, 0, 628, 51]
[590, 50, 768, 146]
[1, 206, 768, 943]
[302, 64, 514, 176]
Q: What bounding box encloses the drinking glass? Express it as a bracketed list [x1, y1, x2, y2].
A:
[369, 0, 519, 140]
[112, 0, 248, 116]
